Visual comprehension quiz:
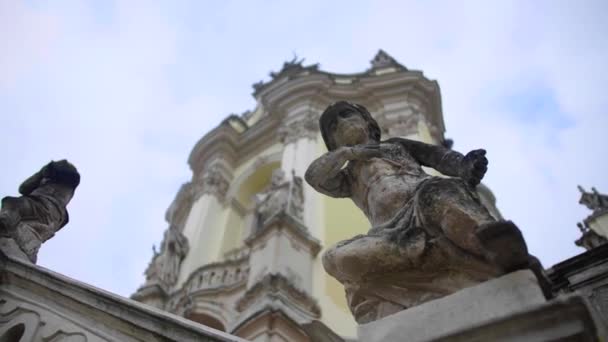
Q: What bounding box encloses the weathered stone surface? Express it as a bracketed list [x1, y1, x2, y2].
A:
[305, 102, 540, 324]
[0, 250, 247, 342]
[253, 169, 304, 232]
[0, 160, 80, 263]
[357, 270, 545, 342]
[547, 243, 608, 326]
[437, 295, 605, 342]
[575, 186, 608, 250]
[142, 224, 189, 291]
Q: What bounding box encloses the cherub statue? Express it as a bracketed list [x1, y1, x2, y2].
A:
[0, 160, 80, 263]
[305, 102, 536, 324]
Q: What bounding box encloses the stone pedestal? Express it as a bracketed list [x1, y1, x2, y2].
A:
[358, 270, 605, 342]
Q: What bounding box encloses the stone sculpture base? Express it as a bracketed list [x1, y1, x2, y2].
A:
[358, 270, 605, 342]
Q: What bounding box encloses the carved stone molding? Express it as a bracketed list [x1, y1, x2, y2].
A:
[277, 115, 319, 145]
[193, 164, 230, 202]
[374, 105, 442, 141]
[235, 273, 321, 318]
[253, 171, 305, 233]
[165, 182, 194, 230]
[138, 225, 189, 293]
[0, 296, 101, 341]
[2, 251, 244, 342]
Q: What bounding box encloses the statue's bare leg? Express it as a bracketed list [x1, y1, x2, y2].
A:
[418, 179, 529, 271]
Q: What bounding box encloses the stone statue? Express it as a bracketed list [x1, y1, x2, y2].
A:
[144, 224, 189, 289]
[578, 185, 608, 212]
[575, 222, 607, 250]
[305, 102, 537, 324]
[254, 169, 304, 231]
[0, 160, 80, 263]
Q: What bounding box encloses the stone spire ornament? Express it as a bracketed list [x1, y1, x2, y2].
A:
[0, 160, 80, 263]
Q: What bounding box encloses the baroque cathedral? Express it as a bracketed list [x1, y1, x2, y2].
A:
[1, 51, 607, 342]
[130, 50, 502, 340]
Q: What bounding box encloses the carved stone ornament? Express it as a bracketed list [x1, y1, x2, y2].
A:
[575, 223, 607, 251]
[277, 115, 319, 144]
[369, 49, 405, 70]
[0, 297, 91, 342]
[305, 102, 540, 324]
[0, 160, 80, 263]
[165, 182, 193, 226]
[235, 273, 321, 318]
[143, 225, 189, 290]
[192, 164, 230, 202]
[578, 185, 608, 212]
[253, 169, 304, 232]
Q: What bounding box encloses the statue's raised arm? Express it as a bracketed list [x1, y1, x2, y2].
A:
[0, 160, 80, 263]
[306, 102, 544, 324]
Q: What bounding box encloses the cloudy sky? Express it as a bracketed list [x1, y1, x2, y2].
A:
[1, 0, 607, 297]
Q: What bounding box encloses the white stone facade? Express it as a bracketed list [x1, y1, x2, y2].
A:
[131, 51, 502, 341]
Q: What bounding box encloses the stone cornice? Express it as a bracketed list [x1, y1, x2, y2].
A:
[188, 114, 280, 178]
[245, 212, 322, 257]
[165, 182, 194, 230]
[234, 273, 321, 318]
[255, 68, 444, 138]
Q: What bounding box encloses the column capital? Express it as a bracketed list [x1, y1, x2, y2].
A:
[277, 115, 319, 145]
[192, 164, 230, 202]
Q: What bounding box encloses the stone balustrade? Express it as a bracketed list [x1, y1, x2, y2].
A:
[223, 246, 250, 261]
[185, 259, 250, 294]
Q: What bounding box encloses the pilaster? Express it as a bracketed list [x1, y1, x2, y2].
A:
[177, 163, 232, 287]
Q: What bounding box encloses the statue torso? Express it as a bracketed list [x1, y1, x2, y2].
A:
[348, 142, 429, 226]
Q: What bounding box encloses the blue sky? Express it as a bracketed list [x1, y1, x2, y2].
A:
[1, 0, 607, 297]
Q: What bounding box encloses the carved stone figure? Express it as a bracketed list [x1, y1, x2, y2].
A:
[575, 186, 608, 250]
[305, 102, 536, 324]
[578, 185, 608, 212]
[254, 169, 304, 231]
[144, 225, 189, 289]
[575, 222, 607, 250]
[0, 160, 80, 263]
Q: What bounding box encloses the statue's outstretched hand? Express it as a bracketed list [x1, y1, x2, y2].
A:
[460, 149, 488, 187]
[345, 144, 384, 160]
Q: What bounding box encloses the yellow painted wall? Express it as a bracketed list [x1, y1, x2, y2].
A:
[220, 209, 245, 256]
[218, 153, 281, 256]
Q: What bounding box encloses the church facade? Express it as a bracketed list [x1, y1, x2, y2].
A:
[131, 51, 501, 341]
[1, 51, 607, 342]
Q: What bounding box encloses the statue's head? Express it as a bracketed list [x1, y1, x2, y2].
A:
[19, 160, 80, 196]
[320, 101, 381, 151]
